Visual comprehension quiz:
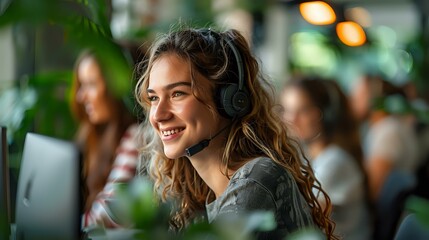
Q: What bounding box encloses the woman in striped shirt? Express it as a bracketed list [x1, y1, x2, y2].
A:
[71, 47, 143, 229]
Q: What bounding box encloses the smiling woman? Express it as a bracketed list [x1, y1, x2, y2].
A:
[136, 27, 338, 239]
[146, 54, 223, 160]
[71, 48, 143, 229]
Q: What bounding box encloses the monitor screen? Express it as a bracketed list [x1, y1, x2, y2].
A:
[15, 133, 82, 240]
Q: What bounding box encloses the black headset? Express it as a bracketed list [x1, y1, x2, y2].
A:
[219, 39, 252, 119]
[198, 29, 251, 119]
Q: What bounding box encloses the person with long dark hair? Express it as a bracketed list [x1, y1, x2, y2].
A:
[71, 46, 144, 228]
[280, 76, 373, 239]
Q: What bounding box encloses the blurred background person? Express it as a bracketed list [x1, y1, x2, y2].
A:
[403, 80, 429, 200]
[349, 74, 422, 239]
[280, 76, 373, 240]
[349, 74, 420, 201]
[71, 44, 145, 229]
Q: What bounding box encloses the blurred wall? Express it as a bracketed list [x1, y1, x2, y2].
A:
[0, 27, 15, 90]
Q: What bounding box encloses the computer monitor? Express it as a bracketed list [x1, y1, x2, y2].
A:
[0, 126, 11, 239]
[15, 133, 82, 240]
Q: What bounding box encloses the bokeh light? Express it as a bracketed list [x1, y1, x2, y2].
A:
[289, 31, 338, 75]
[299, 1, 336, 25]
[336, 21, 367, 47]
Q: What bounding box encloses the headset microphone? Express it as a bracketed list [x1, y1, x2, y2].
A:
[185, 124, 230, 157]
[185, 139, 210, 157]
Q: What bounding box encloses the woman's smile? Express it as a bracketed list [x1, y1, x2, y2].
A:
[159, 127, 185, 141]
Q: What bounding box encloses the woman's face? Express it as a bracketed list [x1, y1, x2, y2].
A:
[280, 87, 322, 141]
[146, 54, 225, 159]
[76, 57, 112, 124]
[350, 76, 371, 121]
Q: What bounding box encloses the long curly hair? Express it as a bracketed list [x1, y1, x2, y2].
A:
[136, 27, 337, 239]
[70, 50, 137, 211]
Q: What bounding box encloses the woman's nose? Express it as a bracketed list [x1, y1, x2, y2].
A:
[152, 99, 173, 122]
[76, 88, 86, 103]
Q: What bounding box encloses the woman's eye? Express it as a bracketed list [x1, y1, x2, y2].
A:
[148, 96, 158, 102]
[172, 92, 185, 97]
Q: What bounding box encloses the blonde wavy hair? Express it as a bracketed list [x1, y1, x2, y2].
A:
[136, 27, 337, 239]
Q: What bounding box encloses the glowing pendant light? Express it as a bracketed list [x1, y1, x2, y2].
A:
[299, 1, 336, 25]
[336, 21, 366, 47]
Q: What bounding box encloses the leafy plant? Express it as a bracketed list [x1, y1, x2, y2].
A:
[0, 0, 136, 168]
[2, 0, 134, 96]
[84, 177, 324, 240]
[405, 195, 429, 228]
[89, 177, 277, 240]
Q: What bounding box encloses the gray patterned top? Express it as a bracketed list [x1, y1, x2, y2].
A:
[206, 157, 315, 239]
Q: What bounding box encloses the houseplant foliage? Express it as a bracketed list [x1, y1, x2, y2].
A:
[84, 177, 323, 239]
[0, 0, 135, 170]
[102, 177, 279, 240]
[0, 0, 133, 100]
[0, 0, 139, 234]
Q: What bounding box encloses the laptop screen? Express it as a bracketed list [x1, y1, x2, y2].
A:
[15, 133, 82, 240]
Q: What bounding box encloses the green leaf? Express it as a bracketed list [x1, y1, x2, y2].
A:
[405, 195, 429, 227]
[0, 0, 78, 27]
[79, 0, 112, 37]
[26, 71, 73, 85]
[287, 227, 325, 240]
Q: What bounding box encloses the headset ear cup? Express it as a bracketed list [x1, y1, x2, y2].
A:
[232, 89, 251, 117]
[219, 83, 251, 118]
[220, 84, 239, 118]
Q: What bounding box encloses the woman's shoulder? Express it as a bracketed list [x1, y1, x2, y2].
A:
[313, 145, 360, 174]
[319, 145, 354, 163]
[233, 157, 281, 174]
[126, 123, 139, 135]
[117, 123, 140, 151]
[228, 157, 315, 227]
[119, 123, 139, 142]
[231, 157, 294, 189]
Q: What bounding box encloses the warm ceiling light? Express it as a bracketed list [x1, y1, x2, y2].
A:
[299, 1, 336, 25]
[336, 21, 366, 47]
